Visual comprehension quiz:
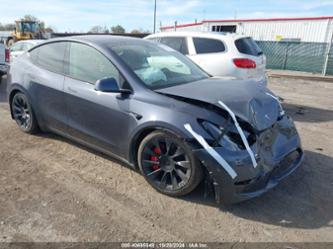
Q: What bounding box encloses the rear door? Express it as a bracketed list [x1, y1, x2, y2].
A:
[63, 42, 133, 157]
[27, 42, 68, 132]
[188, 37, 229, 76]
[234, 37, 266, 80]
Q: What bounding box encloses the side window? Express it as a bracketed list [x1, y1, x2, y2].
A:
[29, 47, 39, 64]
[68, 42, 122, 85]
[29, 48, 39, 64]
[29, 42, 67, 74]
[160, 37, 188, 55]
[193, 38, 226, 54]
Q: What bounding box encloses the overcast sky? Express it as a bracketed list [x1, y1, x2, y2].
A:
[0, 0, 332, 32]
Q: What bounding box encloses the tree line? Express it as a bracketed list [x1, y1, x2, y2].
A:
[0, 23, 15, 31]
[0, 14, 148, 34]
[89, 25, 150, 34]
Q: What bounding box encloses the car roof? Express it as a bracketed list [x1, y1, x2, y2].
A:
[47, 35, 145, 47]
[28, 35, 159, 55]
[146, 31, 248, 40]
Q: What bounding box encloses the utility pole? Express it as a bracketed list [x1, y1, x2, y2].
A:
[153, 0, 157, 33]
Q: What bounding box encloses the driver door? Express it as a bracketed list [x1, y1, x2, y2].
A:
[64, 42, 133, 157]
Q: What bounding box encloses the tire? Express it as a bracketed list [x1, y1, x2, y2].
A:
[11, 92, 39, 134]
[138, 130, 203, 197]
[7, 38, 15, 47]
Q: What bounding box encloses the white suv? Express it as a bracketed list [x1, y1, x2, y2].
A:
[145, 32, 267, 83]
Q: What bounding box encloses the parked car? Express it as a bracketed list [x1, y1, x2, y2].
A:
[0, 42, 10, 77]
[8, 36, 303, 204]
[145, 32, 267, 83]
[10, 40, 44, 61]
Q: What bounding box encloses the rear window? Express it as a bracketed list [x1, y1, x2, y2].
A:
[235, 37, 263, 56]
[193, 38, 226, 54]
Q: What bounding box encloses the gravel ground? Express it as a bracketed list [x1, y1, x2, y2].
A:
[0, 75, 332, 242]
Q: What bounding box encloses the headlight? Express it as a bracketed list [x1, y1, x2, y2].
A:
[199, 120, 256, 151]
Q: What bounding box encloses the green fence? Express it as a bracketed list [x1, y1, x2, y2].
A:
[256, 41, 333, 76]
[326, 43, 333, 75]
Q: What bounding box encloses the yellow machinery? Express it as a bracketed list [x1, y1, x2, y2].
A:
[6, 20, 41, 46]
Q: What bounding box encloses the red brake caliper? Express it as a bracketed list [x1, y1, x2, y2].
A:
[151, 147, 161, 170]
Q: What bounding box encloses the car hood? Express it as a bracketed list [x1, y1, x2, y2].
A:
[156, 77, 280, 131]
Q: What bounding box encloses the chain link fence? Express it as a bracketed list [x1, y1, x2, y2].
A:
[256, 41, 333, 76]
[326, 43, 333, 75]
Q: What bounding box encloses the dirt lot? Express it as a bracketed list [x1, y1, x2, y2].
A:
[0, 75, 332, 242]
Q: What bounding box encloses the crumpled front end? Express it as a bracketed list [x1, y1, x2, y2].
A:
[156, 77, 303, 204]
[192, 115, 303, 204]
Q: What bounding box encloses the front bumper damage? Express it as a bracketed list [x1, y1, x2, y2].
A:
[192, 115, 304, 204]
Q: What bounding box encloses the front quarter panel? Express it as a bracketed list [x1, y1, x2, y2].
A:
[126, 93, 197, 162]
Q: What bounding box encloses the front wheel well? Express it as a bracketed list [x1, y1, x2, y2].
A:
[130, 127, 185, 168]
[130, 128, 157, 167]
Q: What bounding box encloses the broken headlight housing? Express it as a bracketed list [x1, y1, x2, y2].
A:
[199, 119, 256, 151]
[278, 103, 285, 118]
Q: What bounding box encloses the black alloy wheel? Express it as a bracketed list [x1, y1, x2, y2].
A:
[11, 93, 38, 133]
[138, 131, 202, 196]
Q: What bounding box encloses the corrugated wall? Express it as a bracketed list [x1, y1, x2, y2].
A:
[162, 18, 333, 43]
[207, 19, 331, 43]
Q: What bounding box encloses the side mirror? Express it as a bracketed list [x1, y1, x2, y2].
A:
[95, 77, 131, 94]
